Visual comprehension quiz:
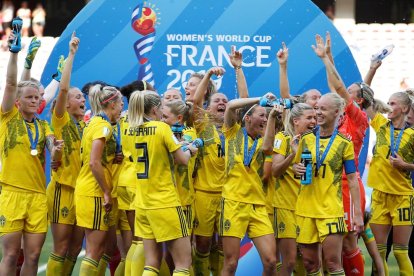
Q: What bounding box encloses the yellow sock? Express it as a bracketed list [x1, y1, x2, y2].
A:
[159, 258, 171, 276]
[307, 268, 323, 276]
[125, 240, 137, 276]
[46, 252, 65, 275]
[294, 252, 306, 276]
[173, 268, 190, 276]
[377, 243, 389, 276]
[114, 258, 126, 276]
[193, 248, 210, 276]
[80, 257, 99, 276]
[131, 241, 145, 276]
[209, 245, 218, 276]
[276, 262, 282, 273]
[218, 250, 224, 275]
[143, 265, 160, 276]
[97, 253, 111, 276]
[393, 244, 413, 276]
[328, 269, 345, 276]
[62, 255, 77, 276]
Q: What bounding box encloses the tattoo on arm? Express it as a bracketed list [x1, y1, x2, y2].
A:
[46, 135, 55, 152]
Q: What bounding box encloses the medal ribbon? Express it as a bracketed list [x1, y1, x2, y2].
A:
[316, 127, 338, 172]
[99, 113, 121, 153]
[242, 128, 259, 167]
[390, 122, 405, 158]
[24, 118, 39, 153]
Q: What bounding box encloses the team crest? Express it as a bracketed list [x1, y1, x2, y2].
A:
[278, 222, 286, 233]
[224, 219, 231, 231]
[0, 215, 5, 227]
[61, 207, 69, 218]
[103, 213, 110, 225]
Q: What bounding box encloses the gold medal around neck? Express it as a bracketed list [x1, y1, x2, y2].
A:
[30, 149, 38, 156]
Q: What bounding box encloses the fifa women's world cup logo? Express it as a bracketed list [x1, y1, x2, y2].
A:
[131, 2, 159, 87]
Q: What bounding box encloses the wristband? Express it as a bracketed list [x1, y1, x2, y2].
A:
[234, 65, 242, 70]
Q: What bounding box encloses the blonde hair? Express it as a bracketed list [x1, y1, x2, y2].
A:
[165, 100, 194, 127]
[88, 84, 120, 115]
[17, 81, 40, 98]
[392, 91, 412, 114]
[284, 103, 313, 137]
[372, 99, 392, 114]
[128, 90, 161, 127]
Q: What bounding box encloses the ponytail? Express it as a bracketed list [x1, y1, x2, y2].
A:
[128, 90, 161, 127]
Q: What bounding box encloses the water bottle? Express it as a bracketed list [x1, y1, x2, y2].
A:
[371, 44, 394, 62]
[171, 123, 184, 137]
[259, 97, 294, 109]
[300, 148, 312, 185]
[182, 138, 204, 152]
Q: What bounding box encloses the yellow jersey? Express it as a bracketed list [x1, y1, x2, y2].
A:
[368, 113, 414, 195]
[51, 110, 85, 188]
[264, 155, 275, 214]
[273, 131, 300, 211]
[75, 116, 117, 197]
[223, 123, 266, 205]
[117, 115, 136, 189]
[0, 106, 53, 193]
[294, 130, 355, 218]
[193, 119, 225, 193]
[175, 127, 197, 206]
[128, 121, 182, 209]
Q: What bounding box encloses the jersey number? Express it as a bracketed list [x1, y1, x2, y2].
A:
[136, 142, 149, 179]
[397, 207, 411, 222]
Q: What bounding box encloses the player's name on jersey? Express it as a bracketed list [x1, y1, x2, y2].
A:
[126, 126, 157, 136]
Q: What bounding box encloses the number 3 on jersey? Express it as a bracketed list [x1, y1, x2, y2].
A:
[136, 142, 149, 179]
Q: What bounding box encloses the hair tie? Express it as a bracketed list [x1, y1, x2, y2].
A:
[242, 104, 257, 122]
[101, 92, 118, 105]
[143, 81, 147, 91]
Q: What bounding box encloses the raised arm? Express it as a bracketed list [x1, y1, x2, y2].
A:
[2, 34, 19, 113]
[364, 59, 382, 86]
[324, 31, 336, 93]
[90, 138, 113, 212]
[54, 32, 79, 118]
[262, 105, 284, 154]
[229, 46, 248, 98]
[193, 67, 225, 109]
[224, 97, 261, 129]
[312, 34, 350, 103]
[277, 42, 290, 99]
[20, 37, 41, 81]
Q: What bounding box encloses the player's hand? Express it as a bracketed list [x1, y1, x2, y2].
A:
[229, 46, 242, 69]
[103, 192, 113, 213]
[52, 55, 66, 82]
[325, 31, 332, 57]
[293, 163, 306, 176]
[54, 139, 64, 151]
[69, 31, 80, 55]
[207, 66, 225, 77]
[352, 212, 364, 235]
[51, 160, 62, 171]
[24, 37, 41, 69]
[311, 34, 327, 58]
[276, 42, 288, 65]
[113, 151, 124, 164]
[290, 134, 301, 155]
[269, 104, 284, 118]
[187, 144, 199, 157]
[262, 92, 276, 102]
[370, 59, 382, 70]
[389, 153, 406, 170]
